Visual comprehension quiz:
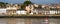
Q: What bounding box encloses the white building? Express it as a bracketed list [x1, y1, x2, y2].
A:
[49, 10, 60, 14]
[0, 8, 6, 14]
[42, 5, 45, 8]
[16, 10, 27, 14]
[0, 8, 7, 16]
[34, 4, 39, 7]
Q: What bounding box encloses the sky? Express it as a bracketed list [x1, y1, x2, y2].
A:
[0, 0, 60, 4]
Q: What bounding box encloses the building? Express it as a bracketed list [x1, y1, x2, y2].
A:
[16, 10, 27, 14]
[25, 4, 34, 14]
[34, 4, 39, 7]
[6, 4, 21, 15]
[33, 9, 50, 15]
[0, 8, 7, 16]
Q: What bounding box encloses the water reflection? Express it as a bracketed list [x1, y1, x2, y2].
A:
[0, 18, 60, 24]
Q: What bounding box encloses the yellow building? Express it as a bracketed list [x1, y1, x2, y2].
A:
[6, 4, 21, 15]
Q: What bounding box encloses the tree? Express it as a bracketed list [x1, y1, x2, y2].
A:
[21, 4, 26, 10]
[0, 2, 8, 8]
[23, 1, 32, 6]
[21, 1, 32, 10]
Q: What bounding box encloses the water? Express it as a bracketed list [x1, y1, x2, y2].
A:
[0, 18, 60, 24]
